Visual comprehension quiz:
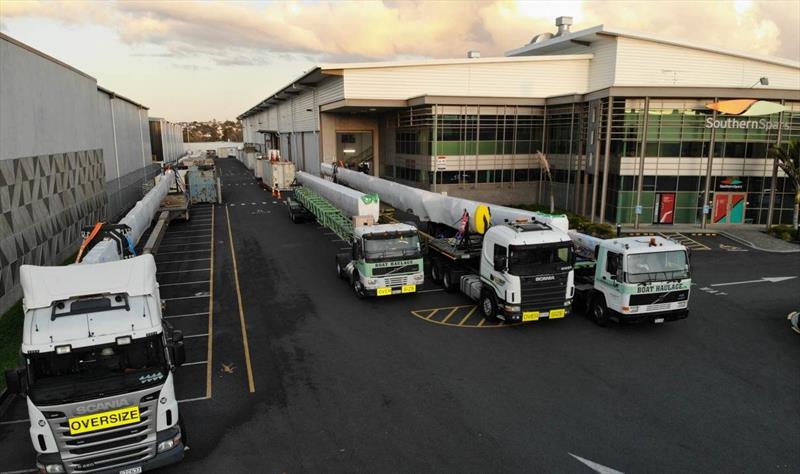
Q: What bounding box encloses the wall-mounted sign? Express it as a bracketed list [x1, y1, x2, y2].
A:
[718, 177, 744, 190]
[436, 156, 447, 171]
[704, 99, 788, 130]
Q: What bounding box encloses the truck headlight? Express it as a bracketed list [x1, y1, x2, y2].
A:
[157, 432, 182, 453]
[366, 278, 377, 286]
[42, 465, 65, 473]
[503, 305, 520, 313]
[413, 273, 424, 282]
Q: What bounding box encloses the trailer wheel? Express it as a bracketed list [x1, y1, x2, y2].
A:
[591, 296, 610, 327]
[352, 272, 366, 299]
[430, 261, 442, 284]
[442, 270, 458, 293]
[480, 290, 498, 321]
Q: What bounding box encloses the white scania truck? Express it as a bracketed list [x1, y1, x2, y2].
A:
[4, 170, 187, 474]
[570, 232, 691, 326]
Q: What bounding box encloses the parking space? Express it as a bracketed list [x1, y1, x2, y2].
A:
[657, 231, 712, 250]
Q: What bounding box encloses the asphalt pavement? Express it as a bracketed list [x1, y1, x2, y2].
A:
[1, 158, 798, 473]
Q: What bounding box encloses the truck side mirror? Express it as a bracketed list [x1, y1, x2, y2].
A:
[170, 330, 186, 368]
[4, 368, 25, 395]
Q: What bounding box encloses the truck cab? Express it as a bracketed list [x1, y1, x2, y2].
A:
[4, 255, 186, 474]
[474, 222, 575, 322]
[335, 223, 425, 298]
[573, 234, 691, 325]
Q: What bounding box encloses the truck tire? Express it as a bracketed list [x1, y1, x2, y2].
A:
[352, 272, 366, 299]
[442, 269, 458, 293]
[591, 296, 610, 327]
[480, 290, 498, 322]
[430, 261, 442, 284]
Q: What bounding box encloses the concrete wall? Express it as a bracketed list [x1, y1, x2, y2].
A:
[0, 33, 159, 315]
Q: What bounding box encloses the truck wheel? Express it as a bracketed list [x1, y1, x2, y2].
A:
[352, 273, 366, 299]
[430, 261, 442, 284]
[336, 259, 345, 279]
[480, 290, 498, 321]
[591, 297, 610, 327]
[442, 270, 458, 293]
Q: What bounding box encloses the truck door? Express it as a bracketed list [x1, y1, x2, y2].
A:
[601, 250, 623, 310]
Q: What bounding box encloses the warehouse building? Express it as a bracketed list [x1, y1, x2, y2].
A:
[239, 17, 800, 227]
[0, 33, 176, 314]
[149, 117, 184, 163]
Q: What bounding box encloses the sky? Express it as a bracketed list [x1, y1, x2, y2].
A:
[1, 0, 798, 122]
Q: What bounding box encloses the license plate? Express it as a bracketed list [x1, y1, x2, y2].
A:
[522, 311, 540, 321]
[654, 318, 665, 324]
[401, 284, 416, 294]
[68, 406, 140, 435]
[549, 308, 566, 319]
[376, 287, 392, 296]
[120, 467, 142, 474]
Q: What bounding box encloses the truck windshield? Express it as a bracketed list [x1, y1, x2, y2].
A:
[508, 244, 574, 276]
[26, 335, 168, 405]
[364, 234, 421, 261]
[626, 251, 689, 283]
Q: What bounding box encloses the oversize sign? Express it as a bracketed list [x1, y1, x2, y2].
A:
[69, 406, 141, 435]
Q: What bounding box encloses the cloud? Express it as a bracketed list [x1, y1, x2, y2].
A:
[1, 0, 797, 63]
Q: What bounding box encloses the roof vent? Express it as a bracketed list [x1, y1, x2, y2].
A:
[529, 32, 554, 44]
[555, 16, 573, 36]
[467, 50, 481, 59]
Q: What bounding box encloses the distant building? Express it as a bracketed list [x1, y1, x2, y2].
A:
[148, 117, 184, 163]
[239, 18, 799, 227]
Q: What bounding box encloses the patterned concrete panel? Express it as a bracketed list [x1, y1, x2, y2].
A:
[0, 149, 108, 314]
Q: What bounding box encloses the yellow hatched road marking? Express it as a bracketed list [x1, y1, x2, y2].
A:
[440, 307, 460, 324]
[425, 309, 440, 320]
[458, 306, 477, 326]
[225, 206, 256, 393]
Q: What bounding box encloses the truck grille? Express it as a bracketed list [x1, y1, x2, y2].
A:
[372, 264, 419, 276]
[383, 275, 410, 287]
[519, 272, 568, 311]
[49, 399, 158, 473]
[629, 290, 688, 306]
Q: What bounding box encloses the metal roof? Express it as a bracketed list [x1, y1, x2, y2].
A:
[506, 24, 800, 69]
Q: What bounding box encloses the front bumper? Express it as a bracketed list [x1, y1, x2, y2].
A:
[367, 284, 418, 297]
[36, 426, 184, 474]
[615, 308, 689, 324]
[502, 306, 571, 322]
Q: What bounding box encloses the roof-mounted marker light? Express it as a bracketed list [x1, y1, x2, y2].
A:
[55, 345, 71, 355]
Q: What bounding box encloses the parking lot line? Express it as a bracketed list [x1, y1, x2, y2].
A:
[157, 257, 211, 264]
[163, 295, 209, 301]
[183, 360, 208, 366]
[157, 242, 212, 248]
[178, 396, 210, 404]
[158, 268, 210, 275]
[206, 207, 215, 399]
[184, 333, 209, 339]
[164, 312, 208, 319]
[160, 280, 211, 287]
[225, 206, 256, 393]
[458, 306, 477, 326]
[0, 419, 27, 425]
[418, 288, 444, 294]
[156, 249, 211, 256]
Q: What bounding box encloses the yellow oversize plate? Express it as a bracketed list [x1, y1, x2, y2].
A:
[522, 311, 540, 321]
[69, 406, 140, 435]
[401, 285, 416, 294]
[376, 287, 392, 296]
[549, 309, 566, 319]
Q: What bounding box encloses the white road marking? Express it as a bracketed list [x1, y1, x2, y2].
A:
[418, 288, 444, 293]
[0, 469, 37, 474]
[182, 360, 208, 366]
[163, 295, 209, 301]
[0, 419, 27, 425]
[568, 453, 624, 474]
[158, 268, 211, 275]
[710, 276, 797, 287]
[178, 396, 210, 404]
[164, 312, 209, 319]
[184, 333, 209, 339]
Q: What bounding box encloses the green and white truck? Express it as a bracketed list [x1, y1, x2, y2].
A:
[570, 231, 691, 326]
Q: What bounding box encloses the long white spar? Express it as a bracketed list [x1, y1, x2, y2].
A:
[82, 169, 175, 264]
[296, 171, 380, 221]
[320, 163, 568, 233]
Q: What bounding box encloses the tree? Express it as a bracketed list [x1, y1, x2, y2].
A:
[768, 140, 800, 230]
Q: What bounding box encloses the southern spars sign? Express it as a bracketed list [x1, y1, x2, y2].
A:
[704, 99, 788, 130]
